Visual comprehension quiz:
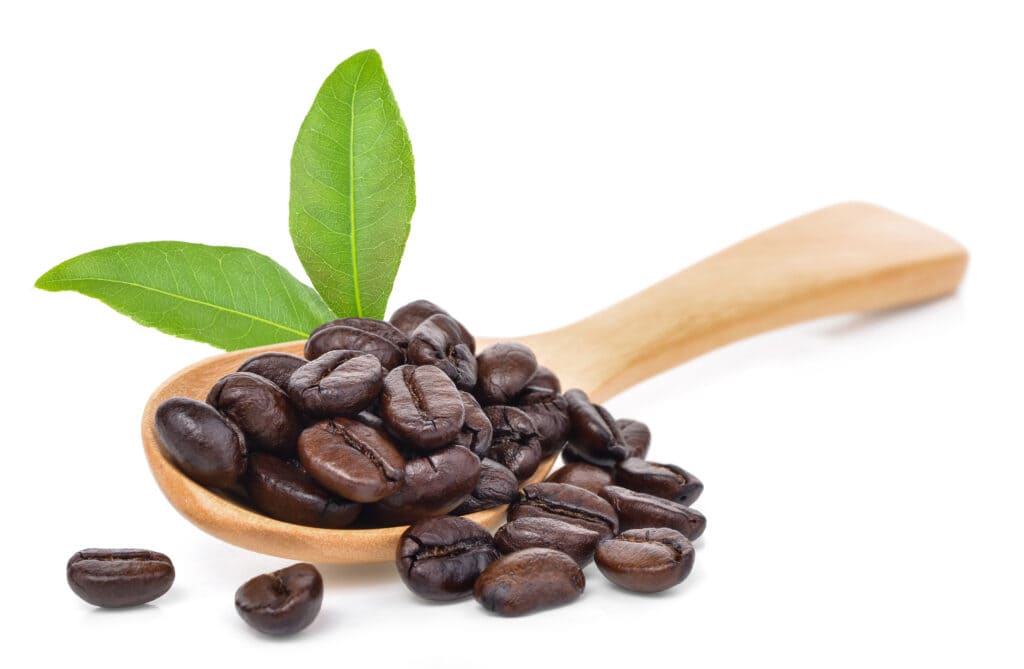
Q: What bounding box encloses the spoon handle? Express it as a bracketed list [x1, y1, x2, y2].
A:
[525, 202, 968, 401]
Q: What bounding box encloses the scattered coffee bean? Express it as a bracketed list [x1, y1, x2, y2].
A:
[483, 405, 543, 480]
[235, 563, 323, 635]
[595, 528, 695, 593]
[287, 350, 383, 417]
[155, 397, 247, 488]
[564, 389, 630, 465]
[67, 549, 175, 608]
[244, 453, 361, 528]
[407, 314, 477, 390]
[311, 317, 409, 350]
[452, 458, 519, 514]
[305, 324, 405, 369]
[600, 485, 706, 540]
[237, 352, 307, 390]
[380, 365, 465, 450]
[508, 482, 618, 538]
[495, 517, 603, 566]
[515, 387, 570, 456]
[366, 445, 481, 525]
[545, 462, 613, 495]
[453, 391, 493, 457]
[397, 516, 499, 601]
[389, 300, 475, 352]
[475, 342, 538, 405]
[207, 372, 302, 456]
[614, 457, 703, 505]
[616, 418, 651, 460]
[297, 417, 405, 502]
[474, 548, 585, 616]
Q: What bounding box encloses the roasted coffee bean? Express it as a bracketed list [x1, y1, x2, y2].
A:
[515, 388, 570, 456]
[235, 563, 323, 636]
[616, 418, 651, 460]
[287, 350, 383, 417]
[474, 548, 584, 616]
[523, 366, 561, 394]
[595, 528, 695, 593]
[483, 405, 542, 481]
[155, 397, 247, 488]
[311, 317, 409, 350]
[389, 299, 475, 352]
[452, 458, 519, 514]
[494, 517, 603, 566]
[365, 445, 480, 525]
[475, 342, 538, 405]
[244, 453, 361, 528]
[614, 458, 703, 505]
[407, 314, 477, 390]
[565, 389, 629, 464]
[67, 549, 175, 608]
[545, 462, 613, 495]
[297, 417, 405, 503]
[354, 410, 385, 431]
[207, 372, 302, 456]
[600, 485, 706, 540]
[397, 516, 499, 601]
[508, 482, 618, 538]
[560, 443, 615, 469]
[237, 352, 307, 391]
[304, 325, 405, 369]
[380, 365, 465, 450]
[453, 391, 492, 457]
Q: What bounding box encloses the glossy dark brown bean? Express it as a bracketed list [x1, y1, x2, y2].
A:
[380, 365, 465, 450]
[508, 482, 618, 538]
[407, 314, 477, 390]
[207, 372, 302, 456]
[244, 453, 361, 528]
[155, 397, 247, 488]
[397, 516, 498, 601]
[67, 549, 175, 608]
[310, 317, 409, 349]
[235, 563, 323, 636]
[595, 528, 695, 593]
[452, 458, 519, 515]
[304, 325, 405, 369]
[614, 458, 704, 505]
[388, 299, 475, 352]
[287, 350, 383, 417]
[560, 443, 616, 469]
[453, 391, 492, 457]
[523, 366, 561, 394]
[483, 405, 542, 481]
[475, 342, 538, 405]
[237, 352, 307, 390]
[616, 418, 652, 460]
[297, 417, 405, 503]
[545, 462, 613, 495]
[365, 445, 480, 526]
[474, 548, 584, 616]
[565, 389, 630, 464]
[600, 485, 706, 540]
[515, 388, 570, 456]
[494, 517, 603, 566]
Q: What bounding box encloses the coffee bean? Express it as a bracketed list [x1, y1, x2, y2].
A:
[304, 324, 405, 369]
[523, 366, 561, 394]
[297, 417, 405, 503]
[616, 418, 651, 460]
[545, 462, 613, 495]
[380, 365, 465, 450]
[407, 314, 477, 390]
[614, 458, 703, 505]
[599, 485, 706, 540]
[389, 300, 475, 352]
[397, 516, 499, 601]
[311, 317, 409, 350]
[453, 391, 493, 457]
[235, 563, 323, 635]
[475, 342, 538, 405]
[474, 548, 584, 616]
[366, 445, 480, 525]
[452, 458, 519, 515]
[515, 387, 570, 456]
[244, 453, 361, 528]
[207, 372, 302, 457]
[508, 482, 618, 538]
[560, 443, 615, 469]
[155, 397, 247, 488]
[494, 517, 603, 566]
[483, 405, 543, 481]
[595, 528, 695, 593]
[67, 549, 175, 608]
[287, 350, 383, 417]
[237, 352, 307, 391]
[565, 389, 629, 465]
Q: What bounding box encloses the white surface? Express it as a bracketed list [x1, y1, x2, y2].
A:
[2, 1, 1022, 667]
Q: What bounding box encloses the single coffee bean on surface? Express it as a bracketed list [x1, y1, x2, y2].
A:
[616, 418, 652, 460]
[614, 458, 703, 505]
[523, 366, 561, 394]
[595, 528, 695, 593]
[388, 300, 475, 352]
[453, 391, 493, 457]
[451, 458, 519, 515]
[244, 453, 361, 528]
[407, 314, 478, 390]
[67, 549, 175, 608]
[475, 342, 538, 405]
[365, 445, 481, 526]
[235, 563, 323, 636]
[311, 317, 409, 350]
[304, 324, 405, 369]
[474, 548, 585, 616]
[494, 517, 603, 566]
[397, 516, 499, 601]
[155, 397, 247, 488]
[207, 372, 302, 456]
[380, 365, 465, 450]
[237, 352, 307, 391]
[565, 389, 630, 465]
[600, 485, 706, 540]
[297, 417, 405, 503]
[508, 482, 618, 538]
[545, 462, 613, 495]
[483, 405, 543, 481]
[287, 350, 383, 417]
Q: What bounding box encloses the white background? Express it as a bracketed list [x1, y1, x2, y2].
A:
[2, 1, 1022, 667]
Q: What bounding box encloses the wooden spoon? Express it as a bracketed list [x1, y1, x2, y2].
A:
[141, 202, 967, 563]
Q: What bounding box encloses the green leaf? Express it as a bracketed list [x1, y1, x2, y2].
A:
[289, 49, 415, 319]
[35, 242, 336, 350]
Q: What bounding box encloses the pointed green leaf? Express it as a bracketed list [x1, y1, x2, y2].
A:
[289, 49, 415, 319]
[35, 242, 336, 350]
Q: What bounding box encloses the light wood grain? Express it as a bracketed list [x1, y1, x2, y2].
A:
[141, 202, 967, 563]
